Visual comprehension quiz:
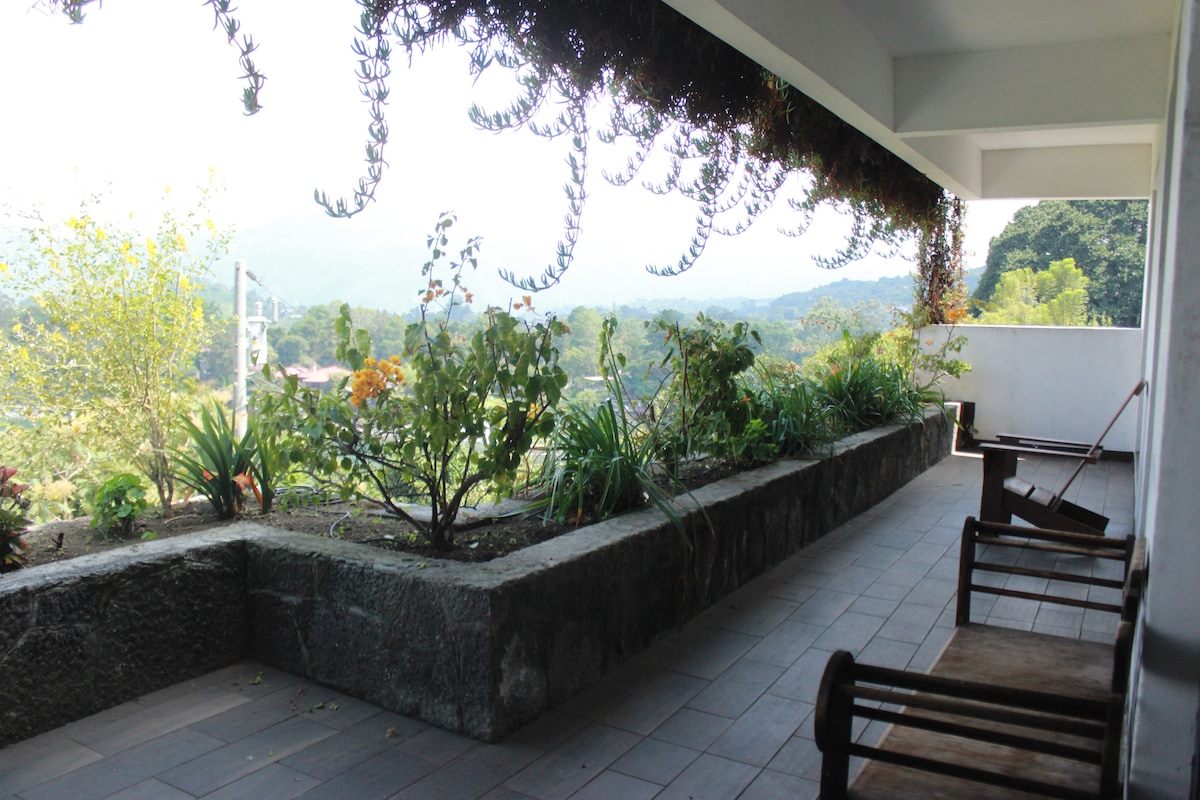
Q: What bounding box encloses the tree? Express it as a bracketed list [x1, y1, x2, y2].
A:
[284, 303, 342, 365]
[973, 258, 1096, 326]
[973, 200, 1148, 326]
[0, 190, 231, 514]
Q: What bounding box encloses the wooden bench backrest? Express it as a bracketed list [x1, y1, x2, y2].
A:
[956, 517, 1139, 628]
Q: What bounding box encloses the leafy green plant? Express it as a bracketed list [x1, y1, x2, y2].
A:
[0, 466, 32, 573]
[90, 473, 149, 539]
[894, 306, 970, 393]
[257, 214, 568, 549]
[651, 313, 760, 466]
[173, 402, 255, 519]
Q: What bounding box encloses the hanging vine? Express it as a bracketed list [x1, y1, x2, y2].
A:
[42, 0, 965, 317]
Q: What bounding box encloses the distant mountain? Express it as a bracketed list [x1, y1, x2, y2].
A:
[223, 214, 983, 317]
[226, 214, 429, 313]
[769, 275, 915, 315]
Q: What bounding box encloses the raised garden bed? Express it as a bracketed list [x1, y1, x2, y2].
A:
[0, 409, 951, 745]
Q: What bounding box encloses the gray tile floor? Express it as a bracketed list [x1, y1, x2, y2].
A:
[0, 452, 1135, 800]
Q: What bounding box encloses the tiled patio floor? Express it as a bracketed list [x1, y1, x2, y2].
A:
[0, 451, 1135, 800]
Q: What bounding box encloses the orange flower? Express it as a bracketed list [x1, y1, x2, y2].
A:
[350, 356, 406, 407]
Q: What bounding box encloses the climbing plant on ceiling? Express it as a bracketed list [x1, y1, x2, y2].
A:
[47, 0, 965, 321]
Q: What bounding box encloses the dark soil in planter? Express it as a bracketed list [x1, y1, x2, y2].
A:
[13, 459, 746, 571]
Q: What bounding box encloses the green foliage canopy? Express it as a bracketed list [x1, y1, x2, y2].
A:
[973, 200, 1148, 327]
[973, 258, 1096, 326]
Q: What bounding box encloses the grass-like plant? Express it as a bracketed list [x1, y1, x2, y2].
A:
[746, 360, 836, 457]
[539, 398, 678, 526]
[245, 414, 285, 514]
[173, 401, 255, 519]
[536, 317, 684, 534]
[814, 340, 927, 433]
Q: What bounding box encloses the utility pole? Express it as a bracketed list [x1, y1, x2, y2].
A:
[247, 301, 270, 368]
[234, 260, 248, 438]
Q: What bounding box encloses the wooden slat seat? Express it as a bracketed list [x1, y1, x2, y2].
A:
[815, 518, 1146, 800]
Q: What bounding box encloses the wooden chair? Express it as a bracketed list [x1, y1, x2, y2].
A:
[814, 517, 1146, 800]
[979, 380, 1146, 535]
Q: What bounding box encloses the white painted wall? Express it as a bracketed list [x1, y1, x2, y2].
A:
[922, 324, 1144, 452]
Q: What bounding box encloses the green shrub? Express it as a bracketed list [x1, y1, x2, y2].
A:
[745, 360, 835, 457]
[812, 333, 927, 433]
[90, 473, 148, 538]
[651, 313, 759, 466]
[256, 214, 568, 548]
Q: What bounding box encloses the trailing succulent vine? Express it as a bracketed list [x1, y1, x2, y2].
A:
[42, 0, 965, 321]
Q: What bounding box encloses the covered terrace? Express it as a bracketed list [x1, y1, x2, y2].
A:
[0, 452, 1135, 799]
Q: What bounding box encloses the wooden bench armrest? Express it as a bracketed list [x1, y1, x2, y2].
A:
[957, 518, 1138, 626]
[970, 519, 1131, 552]
[996, 433, 1096, 453]
[978, 440, 1102, 463]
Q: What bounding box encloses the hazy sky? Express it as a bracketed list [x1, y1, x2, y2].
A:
[0, 0, 1029, 309]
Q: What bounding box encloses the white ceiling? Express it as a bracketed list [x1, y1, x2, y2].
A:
[662, 0, 1181, 199]
[842, 0, 1178, 58]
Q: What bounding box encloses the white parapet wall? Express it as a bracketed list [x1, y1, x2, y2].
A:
[922, 324, 1144, 453]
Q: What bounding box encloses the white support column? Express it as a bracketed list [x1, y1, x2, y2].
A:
[1129, 2, 1200, 796]
[233, 260, 248, 439]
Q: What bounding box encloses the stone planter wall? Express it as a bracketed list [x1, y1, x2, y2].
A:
[0, 537, 248, 744]
[0, 409, 950, 745]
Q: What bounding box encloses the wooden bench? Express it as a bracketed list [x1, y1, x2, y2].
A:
[815, 518, 1146, 800]
[979, 436, 1110, 535]
[978, 381, 1146, 537]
